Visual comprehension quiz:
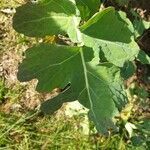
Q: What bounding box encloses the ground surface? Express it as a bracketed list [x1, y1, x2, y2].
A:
[0, 0, 150, 149]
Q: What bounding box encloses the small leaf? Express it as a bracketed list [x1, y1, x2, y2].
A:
[136, 119, 150, 134]
[121, 61, 136, 79]
[125, 122, 137, 138]
[75, 0, 100, 20]
[133, 19, 150, 37]
[131, 9, 150, 37]
[137, 50, 150, 64]
[131, 136, 145, 147]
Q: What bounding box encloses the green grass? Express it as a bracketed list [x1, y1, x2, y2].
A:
[0, 110, 122, 150]
[0, 108, 149, 150]
[0, 78, 24, 105]
[0, 79, 5, 104]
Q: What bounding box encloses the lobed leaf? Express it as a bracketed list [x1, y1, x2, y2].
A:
[13, 0, 81, 42]
[81, 7, 139, 67]
[18, 44, 127, 133]
[13, 2, 137, 134]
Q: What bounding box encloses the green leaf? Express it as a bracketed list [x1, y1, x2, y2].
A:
[133, 19, 150, 37]
[13, 0, 81, 42]
[75, 0, 100, 20]
[81, 7, 139, 67]
[137, 50, 150, 64]
[67, 16, 82, 43]
[125, 122, 137, 138]
[136, 119, 150, 135]
[131, 9, 150, 37]
[121, 61, 136, 79]
[18, 43, 127, 133]
[41, 88, 74, 114]
[17, 44, 92, 92]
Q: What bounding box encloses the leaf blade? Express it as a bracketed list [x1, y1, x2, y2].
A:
[13, 0, 80, 39]
[18, 43, 127, 133]
[81, 7, 139, 67]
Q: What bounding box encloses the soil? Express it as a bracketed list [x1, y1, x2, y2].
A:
[104, 0, 150, 20]
[130, 0, 150, 20]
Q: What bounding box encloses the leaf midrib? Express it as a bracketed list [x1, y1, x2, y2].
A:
[80, 49, 99, 127]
